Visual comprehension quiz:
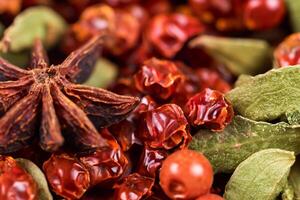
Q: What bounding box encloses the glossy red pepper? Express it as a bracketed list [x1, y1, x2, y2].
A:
[43, 154, 90, 199]
[137, 104, 191, 150]
[184, 88, 233, 131]
[274, 33, 300, 67]
[114, 173, 155, 200]
[145, 13, 204, 58]
[134, 58, 185, 100]
[243, 0, 285, 30]
[137, 147, 168, 177]
[79, 129, 128, 186]
[160, 149, 213, 200]
[0, 156, 38, 200]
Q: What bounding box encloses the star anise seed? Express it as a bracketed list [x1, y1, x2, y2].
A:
[0, 35, 140, 153]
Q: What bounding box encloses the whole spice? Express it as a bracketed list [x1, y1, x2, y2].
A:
[243, 0, 286, 30]
[159, 149, 213, 200]
[43, 154, 90, 199]
[274, 33, 300, 67]
[0, 156, 38, 200]
[145, 13, 204, 58]
[137, 104, 191, 150]
[184, 88, 233, 131]
[136, 147, 168, 177]
[188, 0, 285, 31]
[134, 58, 184, 100]
[0, 35, 139, 153]
[113, 173, 155, 200]
[78, 128, 128, 186]
[224, 149, 295, 200]
[63, 4, 141, 56]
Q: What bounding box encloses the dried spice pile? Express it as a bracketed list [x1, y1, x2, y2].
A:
[1, 0, 300, 200]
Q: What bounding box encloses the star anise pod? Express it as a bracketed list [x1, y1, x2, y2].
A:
[0, 35, 140, 153]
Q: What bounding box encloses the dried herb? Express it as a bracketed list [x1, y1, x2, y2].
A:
[189, 116, 300, 172]
[0, 35, 139, 153]
[224, 149, 295, 200]
[0, 6, 67, 52]
[16, 158, 53, 200]
[226, 66, 300, 123]
[190, 35, 272, 75]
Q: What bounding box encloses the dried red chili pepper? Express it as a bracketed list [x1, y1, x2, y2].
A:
[114, 173, 154, 200]
[109, 119, 138, 151]
[79, 128, 128, 186]
[63, 4, 141, 56]
[274, 33, 300, 67]
[0, 156, 38, 200]
[0, 36, 139, 153]
[134, 58, 185, 100]
[130, 95, 158, 120]
[138, 104, 191, 150]
[188, 0, 243, 31]
[145, 13, 204, 58]
[196, 68, 231, 93]
[184, 88, 233, 131]
[137, 147, 168, 177]
[43, 154, 90, 199]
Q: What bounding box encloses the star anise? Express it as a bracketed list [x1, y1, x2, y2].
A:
[0, 35, 140, 153]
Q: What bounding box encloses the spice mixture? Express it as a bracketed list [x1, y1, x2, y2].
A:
[0, 0, 299, 200]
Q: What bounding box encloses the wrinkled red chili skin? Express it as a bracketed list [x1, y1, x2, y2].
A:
[184, 88, 233, 131]
[79, 129, 128, 186]
[137, 104, 191, 150]
[114, 173, 155, 200]
[134, 58, 185, 100]
[63, 4, 140, 56]
[109, 119, 138, 151]
[274, 33, 300, 67]
[0, 156, 38, 200]
[130, 95, 158, 120]
[145, 13, 204, 58]
[196, 68, 231, 93]
[159, 149, 213, 200]
[137, 147, 168, 177]
[43, 154, 90, 199]
[196, 193, 224, 200]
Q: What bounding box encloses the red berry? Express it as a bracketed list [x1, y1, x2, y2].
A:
[274, 33, 300, 67]
[196, 193, 224, 200]
[243, 0, 285, 30]
[159, 149, 213, 199]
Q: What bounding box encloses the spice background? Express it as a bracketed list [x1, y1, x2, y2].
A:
[0, 0, 299, 200]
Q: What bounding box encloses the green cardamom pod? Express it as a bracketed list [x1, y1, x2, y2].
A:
[16, 158, 53, 200]
[189, 35, 272, 75]
[189, 115, 300, 172]
[227, 65, 300, 124]
[224, 149, 295, 200]
[0, 6, 67, 52]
